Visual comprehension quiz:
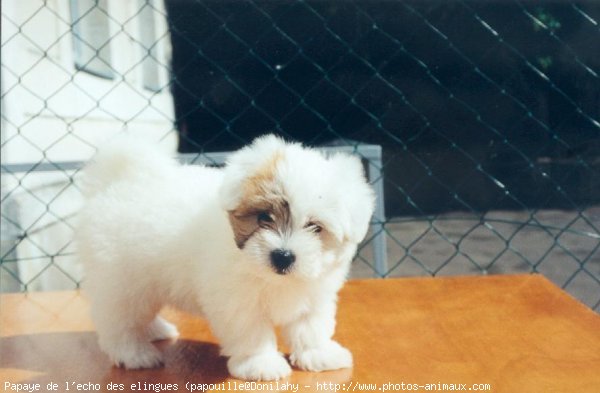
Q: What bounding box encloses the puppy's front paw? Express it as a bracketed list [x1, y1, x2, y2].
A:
[108, 342, 164, 369]
[290, 340, 352, 372]
[228, 352, 291, 381]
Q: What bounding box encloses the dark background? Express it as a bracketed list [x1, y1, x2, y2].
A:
[164, 0, 600, 216]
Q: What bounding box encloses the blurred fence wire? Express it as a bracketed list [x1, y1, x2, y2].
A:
[1, 1, 599, 311]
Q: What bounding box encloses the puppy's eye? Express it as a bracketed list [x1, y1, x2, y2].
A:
[305, 222, 322, 233]
[257, 212, 274, 227]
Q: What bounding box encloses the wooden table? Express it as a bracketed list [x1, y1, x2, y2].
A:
[1, 274, 599, 392]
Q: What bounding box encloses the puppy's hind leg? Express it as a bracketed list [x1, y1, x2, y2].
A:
[89, 288, 166, 369]
[147, 316, 179, 342]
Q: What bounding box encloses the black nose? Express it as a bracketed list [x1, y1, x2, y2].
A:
[270, 249, 296, 274]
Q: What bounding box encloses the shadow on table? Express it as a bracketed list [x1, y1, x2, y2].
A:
[0, 332, 228, 387]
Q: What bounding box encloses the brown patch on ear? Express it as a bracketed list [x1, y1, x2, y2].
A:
[228, 212, 259, 249]
[228, 150, 286, 249]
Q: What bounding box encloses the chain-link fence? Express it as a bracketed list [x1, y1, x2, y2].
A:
[1, 1, 599, 311]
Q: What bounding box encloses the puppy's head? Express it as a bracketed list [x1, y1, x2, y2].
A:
[219, 135, 375, 280]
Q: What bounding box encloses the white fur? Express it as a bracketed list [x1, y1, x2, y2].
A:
[76, 135, 375, 381]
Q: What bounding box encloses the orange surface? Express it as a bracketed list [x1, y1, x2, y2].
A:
[1, 274, 599, 392]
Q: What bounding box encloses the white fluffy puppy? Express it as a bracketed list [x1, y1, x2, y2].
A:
[76, 135, 374, 381]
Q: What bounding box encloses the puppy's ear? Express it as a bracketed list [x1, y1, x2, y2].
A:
[219, 134, 287, 211]
[328, 154, 376, 244]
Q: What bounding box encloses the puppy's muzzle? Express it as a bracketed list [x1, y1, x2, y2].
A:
[270, 249, 296, 275]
